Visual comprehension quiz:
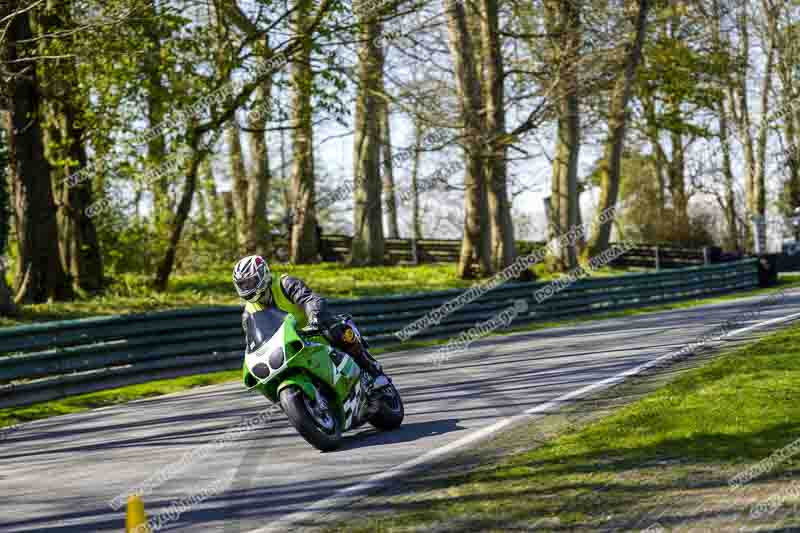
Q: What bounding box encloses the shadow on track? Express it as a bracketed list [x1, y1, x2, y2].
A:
[338, 418, 467, 451]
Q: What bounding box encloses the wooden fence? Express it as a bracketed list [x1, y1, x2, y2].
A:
[282, 235, 723, 269]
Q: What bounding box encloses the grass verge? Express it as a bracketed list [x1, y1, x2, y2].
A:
[0, 263, 474, 327]
[0, 263, 643, 327]
[321, 321, 800, 532]
[0, 370, 239, 429]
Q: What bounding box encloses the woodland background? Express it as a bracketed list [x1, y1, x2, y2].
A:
[0, 0, 797, 317]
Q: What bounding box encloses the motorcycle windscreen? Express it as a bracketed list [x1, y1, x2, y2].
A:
[244, 308, 295, 390]
[244, 307, 288, 354]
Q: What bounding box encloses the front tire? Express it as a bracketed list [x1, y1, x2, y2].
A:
[369, 384, 404, 430]
[280, 385, 342, 452]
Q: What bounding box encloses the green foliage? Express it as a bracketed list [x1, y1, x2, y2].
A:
[587, 150, 715, 247]
[516, 240, 544, 257]
[4, 0, 756, 316]
[777, 169, 800, 226]
[67, 0, 357, 286]
[175, 206, 241, 275]
[636, 4, 732, 140]
[99, 218, 160, 274]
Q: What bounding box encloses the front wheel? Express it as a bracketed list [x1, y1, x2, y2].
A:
[280, 385, 342, 452]
[369, 384, 404, 430]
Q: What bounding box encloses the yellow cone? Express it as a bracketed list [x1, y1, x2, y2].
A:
[125, 495, 151, 533]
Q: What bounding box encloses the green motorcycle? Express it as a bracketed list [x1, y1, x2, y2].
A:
[242, 308, 404, 451]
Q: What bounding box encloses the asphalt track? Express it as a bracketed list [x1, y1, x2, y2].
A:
[3, 289, 800, 532]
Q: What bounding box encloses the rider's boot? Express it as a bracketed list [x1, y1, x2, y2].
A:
[353, 349, 390, 395]
[365, 362, 390, 394]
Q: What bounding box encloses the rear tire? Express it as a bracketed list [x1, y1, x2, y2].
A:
[279, 385, 342, 452]
[369, 384, 404, 430]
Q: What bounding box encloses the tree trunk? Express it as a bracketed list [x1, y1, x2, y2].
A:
[444, 0, 492, 278]
[200, 158, 224, 225]
[195, 162, 209, 228]
[481, 0, 516, 271]
[549, 118, 580, 269]
[726, 0, 775, 251]
[279, 126, 293, 243]
[36, 1, 103, 294]
[667, 127, 689, 239]
[770, 1, 800, 219]
[380, 98, 400, 239]
[710, 0, 740, 251]
[728, 3, 756, 247]
[575, 183, 585, 250]
[411, 119, 423, 241]
[781, 98, 800, 219]
[214, 2, 272, 258]
[719, 97, 739, 251]
[351, 10, 385, 265]
[753, 30, 775, 223]
[245, 82, 272, 257]
[735, 78, 756, 224]
[2, 2, 72, 303]
[642, 90, 666, 217]
[0, 262, 13, 313]
[544, 0, 581, 270]
[45, 103, 104, 294]
[227, 125, 249, 251]
[154, 139, 203, 291]
[0, 137, 15, 315]
[290, 0, 318, 263]
[143, 0, 171, 222]
[557, 113, 580, 268]
[34, 2, 103, 293]
[586, 0, 651, 257]
[222, 191, 235, 224]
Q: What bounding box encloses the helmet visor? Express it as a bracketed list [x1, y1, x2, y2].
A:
[235, 275, 262, 295]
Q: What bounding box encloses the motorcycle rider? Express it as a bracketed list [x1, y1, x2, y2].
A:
[233, 255, 390, 392]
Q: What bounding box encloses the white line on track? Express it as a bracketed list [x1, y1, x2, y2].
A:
[250, 309, 800, 533]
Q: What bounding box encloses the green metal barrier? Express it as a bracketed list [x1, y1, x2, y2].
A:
[0, 259, 758, 408]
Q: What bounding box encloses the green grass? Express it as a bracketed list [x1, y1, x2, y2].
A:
[0, 263, 472, 327]
[0, 370, 240, 429]
[0, 262, 641, 327]
[323, 320, 800, 532]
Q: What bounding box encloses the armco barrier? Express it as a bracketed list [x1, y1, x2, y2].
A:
[0, 259, 758, 408]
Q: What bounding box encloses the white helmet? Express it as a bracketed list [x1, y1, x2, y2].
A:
[233, 255, 272, 302]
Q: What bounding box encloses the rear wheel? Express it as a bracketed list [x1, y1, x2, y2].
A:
[369, 384, 404, 430]
[279, 385, 341, 452]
